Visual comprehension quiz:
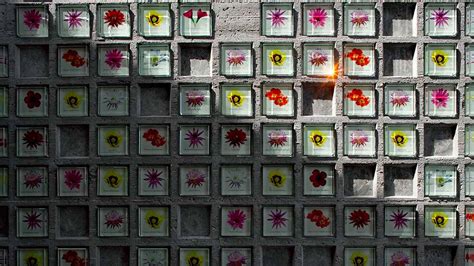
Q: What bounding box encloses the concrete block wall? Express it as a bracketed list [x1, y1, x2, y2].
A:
[0, 0, 472, 265]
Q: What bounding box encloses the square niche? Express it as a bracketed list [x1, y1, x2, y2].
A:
[58, 125, 89, 158]
[424, 164, 457, 198]
[179, 205, 210, 237]
[16, 5, 49, 38]
[383, 3, 416, 37]
[97, 4, 131, 38]
[262, 43, 294, 77]
[138, 4, 172, 37]
[424, 124, 457, 157]
[424, 207, 456, 238]
[343, 164, 376, 197]
[58, 45, 89, 77]
[138, 44, 172, 77]
[384, 165, 416, 198]
[179, 3, 212, 37]
[302, 82, 335, 116]
[424, 3, 457, 37]
[18, 45, 49, 78]
[263, 246, 294, 266]
[139, 84, 170, 116]
[424, 84, 457, 118]
[98, 246, 129, 266]
[57, 4, 91, 38]
[344, 43, 376, 77]
[424, 44, 457, 77]
[220, 43, 253, 77]
[179, 43, 211, 77]
[424, 247, 455, 265]
[303, 247, 334, 265]
[343, 3, 376, 37]
[97, 45, 130, 77]
[261, 3, 294, 37]
[383, 43, 416, 77]
[0, 206, 7, 237]
[302, 4, 335, 36]
[58, 206, 88, 238]
[220, 164, 252, 196]
[0, 46, 8, 77]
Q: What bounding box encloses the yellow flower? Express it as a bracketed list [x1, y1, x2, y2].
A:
[145, 210, 164, 229]
[268, 170, 287, 188]
[105, 130, 122, 148]
[269, 49, 286, 66]
[309, 130, 326, 147]
[104, 169, 123, 188]
[431, 211, 449, 228]
[350, 251, 368, 266]
[64, 91, 82, 109]
[23, 250, 44, 266]
[146, 11, 163, 27]
[227, 90, 245, 107]
[431, 50, 449, 67]
[185, 251, 204, 266]
[391, 131, 408, 147]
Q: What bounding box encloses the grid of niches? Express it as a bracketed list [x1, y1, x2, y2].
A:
[0, 0, 473, 265]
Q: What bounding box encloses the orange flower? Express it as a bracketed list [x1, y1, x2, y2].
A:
[274, 95, 289, 106]
[346, 89, 363, 101]
[265, 88, 282, 101]
[356, 56, 370, 67]
[346, 48, 363, 61]
[355, 96, 370, 107]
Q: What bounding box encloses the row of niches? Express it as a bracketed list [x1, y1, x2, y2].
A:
[1, 42, 471, 78]
[12, 3, 474, 38]
[4, 83, 474, 118]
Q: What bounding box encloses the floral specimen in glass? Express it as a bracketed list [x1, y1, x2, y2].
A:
[58, 46, 89, 77]
[180, 248, 210, 266]
[303, 4, 335, 36]
[303, 207, 334, 236]
[384, 85, 416, 117]
[139, 125, 170, 155]
[139, 4, 172, 37]
[303, 124, 335, 157]
[384, 124, 417, 158]
[179, 165, 210, 196]
[17, 207, 48, 237]
[262, 43, 294, 76]
[98, 207, 128, 237]
[220, 164, 252, 196]
[424, 207, 456, 238]
[220, 43, 253, 77]
[221, 207, 252, 236]
[424, 165, 457, 198]
[221, 84, 253, 117]
[97, 4, 130, 37]
[17, 86, 48, 118]
[424, 84, 457, 117]
[97, 125, 129, 156]
[138, 166, 169, 196]
[221, 125, 251, 156]
[57, 4, 90, 37]
[17, 6, 48, 37]
[180, 4, 212, 37]
[179, 125, 210, 156]
[98, 45, 130, 77]
[263, 206, 294, 237]
[58, 248, 88, 266]
[17, 167, 48, 197]
[57, 167, 88, 197]
[344, 44, 375, 77]
[344, 206, 375, 237]
[424, 44, 456, 77]
[262, 125, 293, 157]
[425, 4, 457, 37]
[262, 3, 294, 36]
[17, 127, 48, 157]
[262, 165, 293, 196]
[344, 124, 376, 157]
[262, 84, 294, 117]
[97, 166, 128, 196]
[138, 207, 169, 237]
[384, 206, 416, 238]
[180, 84, 211, 116]
[343, 4, 375, 36]
[57, 86, 88, 117]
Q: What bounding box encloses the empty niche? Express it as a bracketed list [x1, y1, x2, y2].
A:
[99, 246, 130, 266]
[263, 246, 294, 266]
[424, 124, 457, 157]
[302, 82, 335, 116]
[383, 43, 417, 77]
[0, 206, 7, 237]
[344, 164, 376, 197]
[384, 165, 416, 197]
[18, 45, 49, 78]
[383, 3, 416, 37]
[58, 206, 89, 238]
[179, 43, 212, 77]
[425, 247, 455, 266]
[303, 247, 334, 265]
[58, 125, 89, 157]
[179, 205, 211, 237]
[139, 84, 171, 116]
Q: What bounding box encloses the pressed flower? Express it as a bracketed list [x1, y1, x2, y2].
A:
[22, 130, 44, 149]
[197, 9, 208, 22]
[103, 9, 125, 28]
[149, 53, 168, 67]
[104, 49, 124, 70]
[225, 128, 248, 148]
[104, 130, 122, 148]
[145, 210, 164, 229]
[309, 169, 327, 188]
[227, 90, 245, 107]
[185, 251, 204, 266]
[431, 8, 450, 27]
[431, 50, 449, 67]
[62, 49, 86, 68]
[391, 131, 408, 147]
[183, 9, 193, 20]
[308, 8, 328, 28]
[64, 10, 83, 29]
[183, 8, 208, 25]
[269, 49, 286, 66]
[265, 88, 283, 101]
[350, 252, 368, 266]
[186, 91, 206, 107]
[390, 251, 410, 266]
[64, 91, 81, 109]
[103, 169, 123, 188]
[64, 169, 83, 190]
[267, 8, 286, 27]
[467, 252, 474, 262]
[268, 169, 287, 188]
[23, 250, 44, 266]
[309, 51, 328, 67]
[62, 250, 79, 263]
[226, 51, 246, 66]
[431, 88, 449, 108]
[431, 211, 449, 228]
[267, 209, 288, 229]
[347, 48, 363, 61]
[102, 89, 125, 110]
[350, 130, 369, 147]
[144, 169, 164, 188]
[267, 130, 288, 147]
[104, 210, 124, 229]
[23, 211, 42, 230]
[226, 175, 246, 189]
[355, 56, 370, 67]
[389, 209, 409, 230]
[23, 171, 44, 189]
[346, 89, 363, 101]
[349, 209, 370, 229]
[390, 91, 410, 107]
[350, 10, 369, 27]
[226, 251, 247, 266]
[227, 209, 247, 230]
[184, 128, 205, 148]
[185, 169, 206, 188]
[306, 209, 330, 228]
[466, 212, 474, 222]
[146, 11, 162, 27]
[435, 174, 452, 187]
[143, 128, 167, 148]
[309, 130, 326, 147]
[274, 95, 289, 106]
[23, 9, 42, 30]
[24, 90, 42, 109]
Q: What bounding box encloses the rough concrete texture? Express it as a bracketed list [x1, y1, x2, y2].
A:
[0, 0, 473, 266]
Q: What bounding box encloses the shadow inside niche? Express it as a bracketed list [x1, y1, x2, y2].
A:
[302, 82, 335, 116]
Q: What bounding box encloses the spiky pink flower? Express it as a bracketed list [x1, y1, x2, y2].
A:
[390, 91, 410, 107]
[227, 209, 247, 230]
[308, 8, 328, 28]
[350, 130, 369, 147]
[267, 209, 288, 229]
[431, 88, 449, 108]
[267, 8, 286, 27]
[390, 251, 410, 266]
[104, 210, 124, 229]
[144, 169, 164, 189]
[351, 10, 369, 27]
[186, 91, 205, 107]
[23, 211, 42, 230]
[23, 171, 44, 189]
[389, 209, 409, 230]
[309, 51, 328, 67]
[226, 51, 246, 66]
[23, 9, 42, 30]
[184, 128, 205, 148]
[267, 131, 288, 147]
[185, 169, 206, 188]
[431, 8, 450, 27]
[64, 169, 83, 190]
[104, 49, 124, 70]
[64, 10, 83, 29]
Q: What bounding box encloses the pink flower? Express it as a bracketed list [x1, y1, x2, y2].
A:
[227, 251, 247, 266]
[267, 209, 287, 229]
[104, 49, 124, 70]
[350, 130, 369, 147]
[184, 128, 205, 148]
[390, 91, 410, 107]
[64, 169, 83, 190]
[23, 171, 44, 189]
[64, 10, 83, 29]
[226, 51, 246, 66]
[144, 169, 164, 189]
[104, 210, 124, 229]
[351, 10, 369, 27]
[186, 91, 205, 107]
[309, 51, 328, 67]
[431, 88, 449, 108]
[431, 8, 450, 27]
[308, 8, 328, 28]
[227, 209, 247, 230]
[23, 9, 42, 30]
[267, 131, 288, 147]
[185, 169, 206, 188]
[267, 8, 286, 27]
[23, 211, 42, 230]
[390, 251, 410, 266]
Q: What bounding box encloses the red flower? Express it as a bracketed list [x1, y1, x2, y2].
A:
[306, 209, 330, 228]
[265, 88, 282, 101]
[309, 169, 327, 187]
[62, 50, 79, 62]
[225, 128, 247, 148]
[24, 90, 42, 109]
[183, 9, 193, 19]
[274, 95, 289, 106]
[23, 9, 42, 30]
[349, 209, 370, 229]
[355, 96, 370, 107]
[467, 213, 474, 222]
[355, 56, 370, 67]
[143, 128, 167, 148]
[71, 258, 87, 266]
[346, 89, 363, 101]
[346, 48, 363, 61]
[22, 130, 44, 149]
[23, 171, 44, 189]
[62, 250, 79, 263]
[104, 9, 125, 28]
[197, 9, 208, 21]
[64, 169, 83, 190]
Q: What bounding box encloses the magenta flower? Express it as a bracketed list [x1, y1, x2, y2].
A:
[104, 210, 124, 229]
[23, 9, 42, 30]
[144, 169, 164, 189]
[184, 128, 205, 148]
[267, 8, 286, 27]
[186, 91, 205, 107]
[227, 251, 247, 266]
[389, 209, 409, 230]
[431, 88, 449, 108]
[227, 209, 247, 230]
[390, 91, 410, 107]
[23, 171, 44, 189]
[267, 131, 288, 148]
[267, 209, 288, 229]
[23, 211, 42, 230]
[390, 251, 410, 266]
[185, 169, 206, 188]
[64, 169, 83, 190]
[350, 130, 369, 147]
[431, 8, 450, 27]
[64, 10, 83, 29]
[309, 51, 328, 67]
[226, 51, 246, 66]
[104, 49, 124, 70]
[308, 8, 328, 28]
[351, 10, 369, 27]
